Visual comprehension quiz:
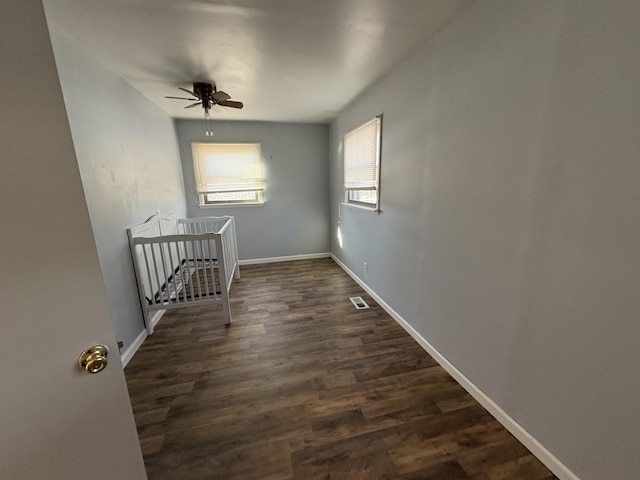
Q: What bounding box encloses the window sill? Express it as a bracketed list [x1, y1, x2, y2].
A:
[341, 202, 380, 214]
[197, 202, 264, 208]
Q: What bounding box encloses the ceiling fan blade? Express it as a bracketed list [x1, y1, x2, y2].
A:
[212, 104, 225, 113]
[212, 90, 231, 101]
[179, 87, 198, 97]
[165, 96, 197, 101]
[184, 102, 202, 109]
[217, 100, 243, 109]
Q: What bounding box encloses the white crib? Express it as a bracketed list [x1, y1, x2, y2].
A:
[127, 212, 240, 334]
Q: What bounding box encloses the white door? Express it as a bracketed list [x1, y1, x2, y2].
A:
[0, 1, 147, 479]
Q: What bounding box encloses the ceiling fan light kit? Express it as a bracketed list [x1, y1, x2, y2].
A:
[165, 82, 244, 136]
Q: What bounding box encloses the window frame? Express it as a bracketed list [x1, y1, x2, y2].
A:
[343, 115, 382, 213]
[191, 142, 264, 207]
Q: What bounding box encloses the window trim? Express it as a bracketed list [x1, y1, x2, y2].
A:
[343, 115, 382, 213]
[199, 188, 264, 207]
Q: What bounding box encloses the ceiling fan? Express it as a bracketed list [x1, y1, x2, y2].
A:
[166, 82, 243, 135]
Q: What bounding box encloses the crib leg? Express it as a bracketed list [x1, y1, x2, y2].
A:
[222, 299, 232, 326]
[143, 309, 154, 335]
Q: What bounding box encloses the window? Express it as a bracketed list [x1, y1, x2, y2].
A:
[343, 116, 381, 211]
[192, 142, 264, 206]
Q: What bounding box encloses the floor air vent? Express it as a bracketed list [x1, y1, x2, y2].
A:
[349, 296, 369, 310]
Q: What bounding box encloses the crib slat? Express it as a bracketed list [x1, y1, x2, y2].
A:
[199, 238, 210, 299]
[148, 244, 162, 305]
[183, 239, 197, 302]
[158, 242, 171, 305]
[180, 240, 191, 304]
[190, 238, 201, 302]
[169, 240, 182, 305]
[140, 245, 153, 304]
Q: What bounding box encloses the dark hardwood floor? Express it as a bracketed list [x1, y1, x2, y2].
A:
[125, 258, 556, 480]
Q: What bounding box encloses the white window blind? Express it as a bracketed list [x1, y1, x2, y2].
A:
[192, 142, 264, 205]
[344, 116, 381, 208]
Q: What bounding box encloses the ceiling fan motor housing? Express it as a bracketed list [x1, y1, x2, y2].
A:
[194, 82, 214, 110]
[194, 82, 213, 99]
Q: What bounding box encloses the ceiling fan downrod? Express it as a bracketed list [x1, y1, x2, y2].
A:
[204, 109, 213, 136]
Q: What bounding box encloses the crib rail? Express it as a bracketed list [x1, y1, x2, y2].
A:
[179, 216, 228, 234]
[179, 216, 240, 288]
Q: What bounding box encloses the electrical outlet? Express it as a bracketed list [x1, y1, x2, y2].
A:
[363, 262, 368, 273]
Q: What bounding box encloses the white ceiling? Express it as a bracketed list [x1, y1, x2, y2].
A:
[43, 0, 473, 123]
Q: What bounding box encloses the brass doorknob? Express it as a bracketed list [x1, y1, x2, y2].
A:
[78, 345, 109, 373]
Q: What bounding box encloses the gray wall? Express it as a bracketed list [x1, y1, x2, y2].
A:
[47, 26, 187, 352]
[330, 1, 640, 479]
[176, 120, 330, 260]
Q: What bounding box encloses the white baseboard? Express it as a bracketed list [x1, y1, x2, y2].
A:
[120, 310, 165, 367]
[330, 254, 580, 480]
[149, 310, 165, 330]
[239, 252, 331, 265]
[120, 328, 147, 367]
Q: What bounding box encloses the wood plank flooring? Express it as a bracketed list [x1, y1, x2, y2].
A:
[125, 258, 557, 480]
